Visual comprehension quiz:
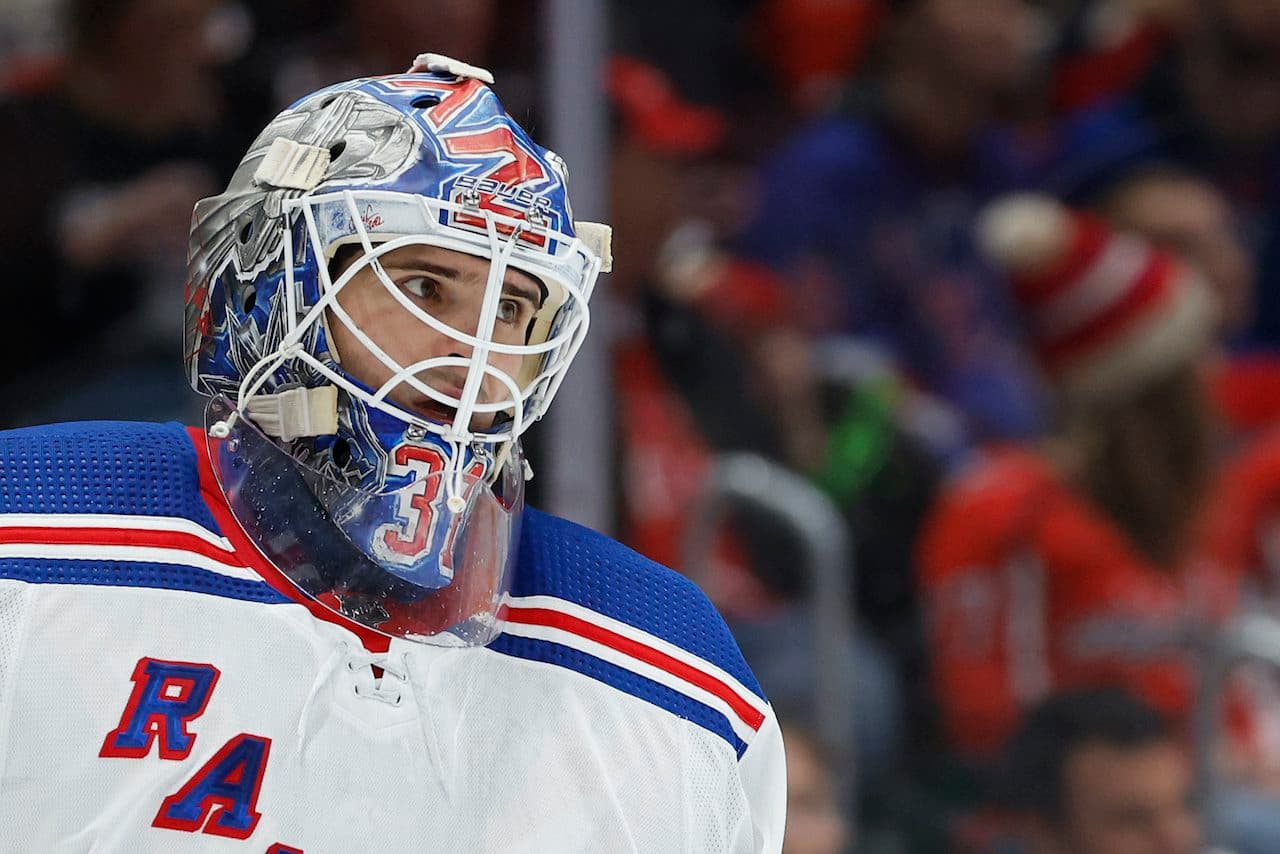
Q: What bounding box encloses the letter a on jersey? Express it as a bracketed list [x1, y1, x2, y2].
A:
[153, 733, 273, 839]
[100, 658, 221, 760]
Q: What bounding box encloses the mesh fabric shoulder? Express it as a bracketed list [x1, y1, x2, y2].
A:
[511, 508, 765, 702]
[0, 421, 287, 603]
[0, 420, 217, 526]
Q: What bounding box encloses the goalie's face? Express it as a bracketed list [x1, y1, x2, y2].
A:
[328, 243, 546, 429]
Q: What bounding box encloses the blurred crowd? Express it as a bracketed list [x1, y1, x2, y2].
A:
[11, 0, 1280, 851]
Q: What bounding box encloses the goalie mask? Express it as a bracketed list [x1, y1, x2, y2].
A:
[184, 55, 611, 646]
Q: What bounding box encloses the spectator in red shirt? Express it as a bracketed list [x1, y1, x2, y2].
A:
[916, 193, 1280, 758]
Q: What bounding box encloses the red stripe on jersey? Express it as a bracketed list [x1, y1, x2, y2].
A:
[0, 526, 235, 562]
[502, 604, 766, 731]
[186, 427, 392, 654]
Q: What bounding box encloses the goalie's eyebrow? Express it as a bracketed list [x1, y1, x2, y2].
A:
[408, 259, 546, 306]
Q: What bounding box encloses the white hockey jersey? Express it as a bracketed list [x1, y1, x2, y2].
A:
[0, 421, 786, 853]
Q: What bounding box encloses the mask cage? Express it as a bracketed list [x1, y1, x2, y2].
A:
[227, 188, 600, 449]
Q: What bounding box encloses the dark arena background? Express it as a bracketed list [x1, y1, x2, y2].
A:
[7, 1, 1280, 851]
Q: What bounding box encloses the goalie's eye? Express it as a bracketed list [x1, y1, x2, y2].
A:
[497, 298, 521, 325]
[401, 277, 438, 300]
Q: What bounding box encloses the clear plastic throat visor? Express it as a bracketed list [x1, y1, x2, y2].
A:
[206, 395, 524, 647]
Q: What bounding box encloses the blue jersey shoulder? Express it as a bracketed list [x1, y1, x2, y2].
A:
[493, 508, 768, 756]
[0, 420, 215, 525]
[511, 507, 764, 701]
[0, 420, 286, 604]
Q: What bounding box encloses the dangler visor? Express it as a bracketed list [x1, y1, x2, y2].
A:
[205, 395, 523, 647]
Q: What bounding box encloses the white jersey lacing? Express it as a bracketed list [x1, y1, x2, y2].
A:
[297, 642, 421, 752]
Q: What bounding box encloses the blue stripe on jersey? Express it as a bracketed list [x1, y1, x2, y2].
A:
[0, 558, 291, 604]
[489, 631, 749, 758]
[515, 509, 766, 704]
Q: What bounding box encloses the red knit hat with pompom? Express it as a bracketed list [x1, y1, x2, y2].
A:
[979, 194, 1218, 402]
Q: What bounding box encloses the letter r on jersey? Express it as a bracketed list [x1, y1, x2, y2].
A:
[100, 657, 221, 760]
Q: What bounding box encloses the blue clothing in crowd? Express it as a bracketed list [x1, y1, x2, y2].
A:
[1046, 71, 1280, 351]
[740, 107, 1047, 441]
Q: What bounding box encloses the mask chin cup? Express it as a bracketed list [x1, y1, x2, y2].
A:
[204, 394, 523, 647]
